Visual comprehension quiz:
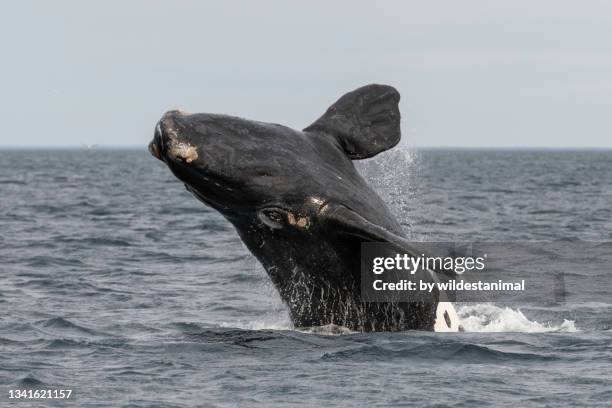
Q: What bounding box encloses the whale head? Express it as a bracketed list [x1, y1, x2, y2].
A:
[150, 110, 336, 221]
[149, 85, 401, 223]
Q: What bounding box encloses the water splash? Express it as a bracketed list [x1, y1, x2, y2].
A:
[458, 303, 577, 333]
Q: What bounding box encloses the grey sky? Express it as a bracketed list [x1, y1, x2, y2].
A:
[1, 1, 611, 147]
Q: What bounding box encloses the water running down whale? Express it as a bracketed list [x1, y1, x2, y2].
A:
[149, 84, 459, 332]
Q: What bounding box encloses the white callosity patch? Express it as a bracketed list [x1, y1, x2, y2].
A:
[458, 303, 577, 333]
[168, 142, 198, 164]
[287, 212, 310, 229]
[162, 118, 198, 164]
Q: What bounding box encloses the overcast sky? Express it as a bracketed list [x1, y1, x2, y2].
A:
[1, 1, 611, 147]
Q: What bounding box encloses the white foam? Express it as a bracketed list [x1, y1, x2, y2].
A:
[218, 319, 356, 336]
[218, 314, 293, 331]
[297, 324, 355, 336]
[457, 303, 577, 333]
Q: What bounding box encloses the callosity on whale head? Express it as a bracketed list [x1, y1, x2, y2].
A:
[150, 84, 459, 332]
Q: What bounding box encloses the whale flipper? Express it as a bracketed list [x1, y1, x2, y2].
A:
[321, 203, 416, 252]
[304, 84, 401, 159]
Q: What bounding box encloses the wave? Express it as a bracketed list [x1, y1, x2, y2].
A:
[319, 342, 557, 363]
[37, 316, 109, 337]
[15, 375, 47, 388]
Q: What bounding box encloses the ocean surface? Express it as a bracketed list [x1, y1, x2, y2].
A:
[1, 148, 611, 407]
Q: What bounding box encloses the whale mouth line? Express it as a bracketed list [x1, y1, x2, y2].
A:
[148, 139, 162, 160]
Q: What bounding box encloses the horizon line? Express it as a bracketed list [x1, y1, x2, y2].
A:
[1, 145, 612, 151]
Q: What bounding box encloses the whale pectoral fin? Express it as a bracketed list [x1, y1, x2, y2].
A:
[321, 204, 457, 282]
[321, 203, 419, 256]
[304, 84, 401, 160]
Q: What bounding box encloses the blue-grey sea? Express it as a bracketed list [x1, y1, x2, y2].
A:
[1, 148, 611, 407]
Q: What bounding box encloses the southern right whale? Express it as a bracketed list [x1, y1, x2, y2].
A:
[149, 84, 459, 332]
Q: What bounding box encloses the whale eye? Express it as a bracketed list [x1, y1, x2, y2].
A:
[258, 207, 288, 229]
